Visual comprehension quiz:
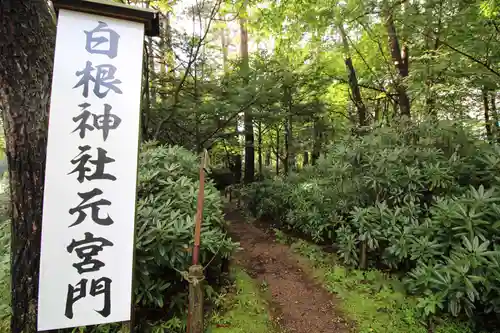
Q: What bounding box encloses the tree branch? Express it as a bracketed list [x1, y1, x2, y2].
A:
[199, 92, 262, 147]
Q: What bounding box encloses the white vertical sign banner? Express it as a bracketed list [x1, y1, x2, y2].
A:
[38, 9, 144, 331]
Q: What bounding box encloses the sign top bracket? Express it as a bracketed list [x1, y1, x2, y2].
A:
[52, 0, 160, 37]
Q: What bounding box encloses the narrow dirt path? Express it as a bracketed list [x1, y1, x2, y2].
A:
[225, 206, 352, 333]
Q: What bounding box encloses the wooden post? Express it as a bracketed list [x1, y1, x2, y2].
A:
[188, 265, 205, 333]
[188, 150, 208, 333]
[119, 322, 132, 333]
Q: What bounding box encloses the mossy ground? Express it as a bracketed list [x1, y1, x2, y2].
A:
[208, 265, 276, 333]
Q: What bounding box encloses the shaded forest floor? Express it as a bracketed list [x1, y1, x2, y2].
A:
[223, 204, 353, 333]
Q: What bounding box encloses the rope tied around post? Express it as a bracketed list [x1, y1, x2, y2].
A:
[187, 149, 210, 333]
[178, 265, 205, 286]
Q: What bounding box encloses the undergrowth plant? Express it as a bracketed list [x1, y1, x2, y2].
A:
[135, 144, 237, 312]
[291, 239, 475, 333]
[242, 118, 500, 330]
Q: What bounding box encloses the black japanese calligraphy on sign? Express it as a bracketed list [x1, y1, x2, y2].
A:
[74, 61, 122, 98]
[62, 19, 124, 322]
[67, 232, 114, 274]
[85, 21, 120, 59]
[73, 103, 122, 141]
[65, 277, 111, 319]
[68, 188, 114, 227]
[69, 145, 116, 183]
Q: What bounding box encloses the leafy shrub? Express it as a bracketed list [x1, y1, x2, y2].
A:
[135, 144, 237, 312]
[242, 118, 500, 327]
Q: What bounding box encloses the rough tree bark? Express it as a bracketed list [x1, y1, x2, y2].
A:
[384, 7, 411, 118]
[339, 24, 367, 126]
[483, 87, 493, 142]
[0, 1, 55, 332]
[491, 91, 500, 142]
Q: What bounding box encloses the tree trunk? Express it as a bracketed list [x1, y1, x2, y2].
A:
[383, 98, 390, 125]
[140, 1, 154, 141]
[147, 37, 156, 106]
[142, 41, 151, 140]
[165, 12, 174, 83]
[483, 87, 493, 142]
[257, 121, 262, 179]
[374, 99, 380, 122]
[283, 82, 293, 175]
[220, 24, 229, 75]
[275, 126, 280, 175]
[161, 12, 174, 81]
[0, 1, 55, 331]
[312, 119, 321, 165]
[421, 0, 443, 117]
[284, 119, 289, 176]
[490, 91, 500, 142]
[240, 2, 254, 184]
[146, 1, 156, 108]
[148, 36, 156, 106]
[360, 241, 368, 270]
[233, 154, 242, 185]
[339, 24, 367, 126]
[265, 151, 271, 167]
[384, 8, 411, 118]
[303, 152, 309, 166]
[392, 99, 398, 119]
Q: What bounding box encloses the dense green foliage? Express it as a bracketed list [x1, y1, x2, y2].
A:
[243, 119, 500, 328]
[135, 143, 236, 312]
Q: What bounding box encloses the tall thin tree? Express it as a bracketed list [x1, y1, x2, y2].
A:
[240, 1, 254, 183]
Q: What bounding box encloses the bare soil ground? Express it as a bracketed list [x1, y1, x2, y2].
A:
[224, 206, 352, 333]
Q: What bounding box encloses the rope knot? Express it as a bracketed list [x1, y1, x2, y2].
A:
[180, 270, 205, 286]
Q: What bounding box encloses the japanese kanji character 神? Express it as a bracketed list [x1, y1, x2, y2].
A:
[72, 103, 122, 141]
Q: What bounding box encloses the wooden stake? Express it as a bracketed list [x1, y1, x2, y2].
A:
[188, 150, 208, 333]
[192, 150, 208, 266]
[187, 265, 204, 333]
[120, 321, 132, 333]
